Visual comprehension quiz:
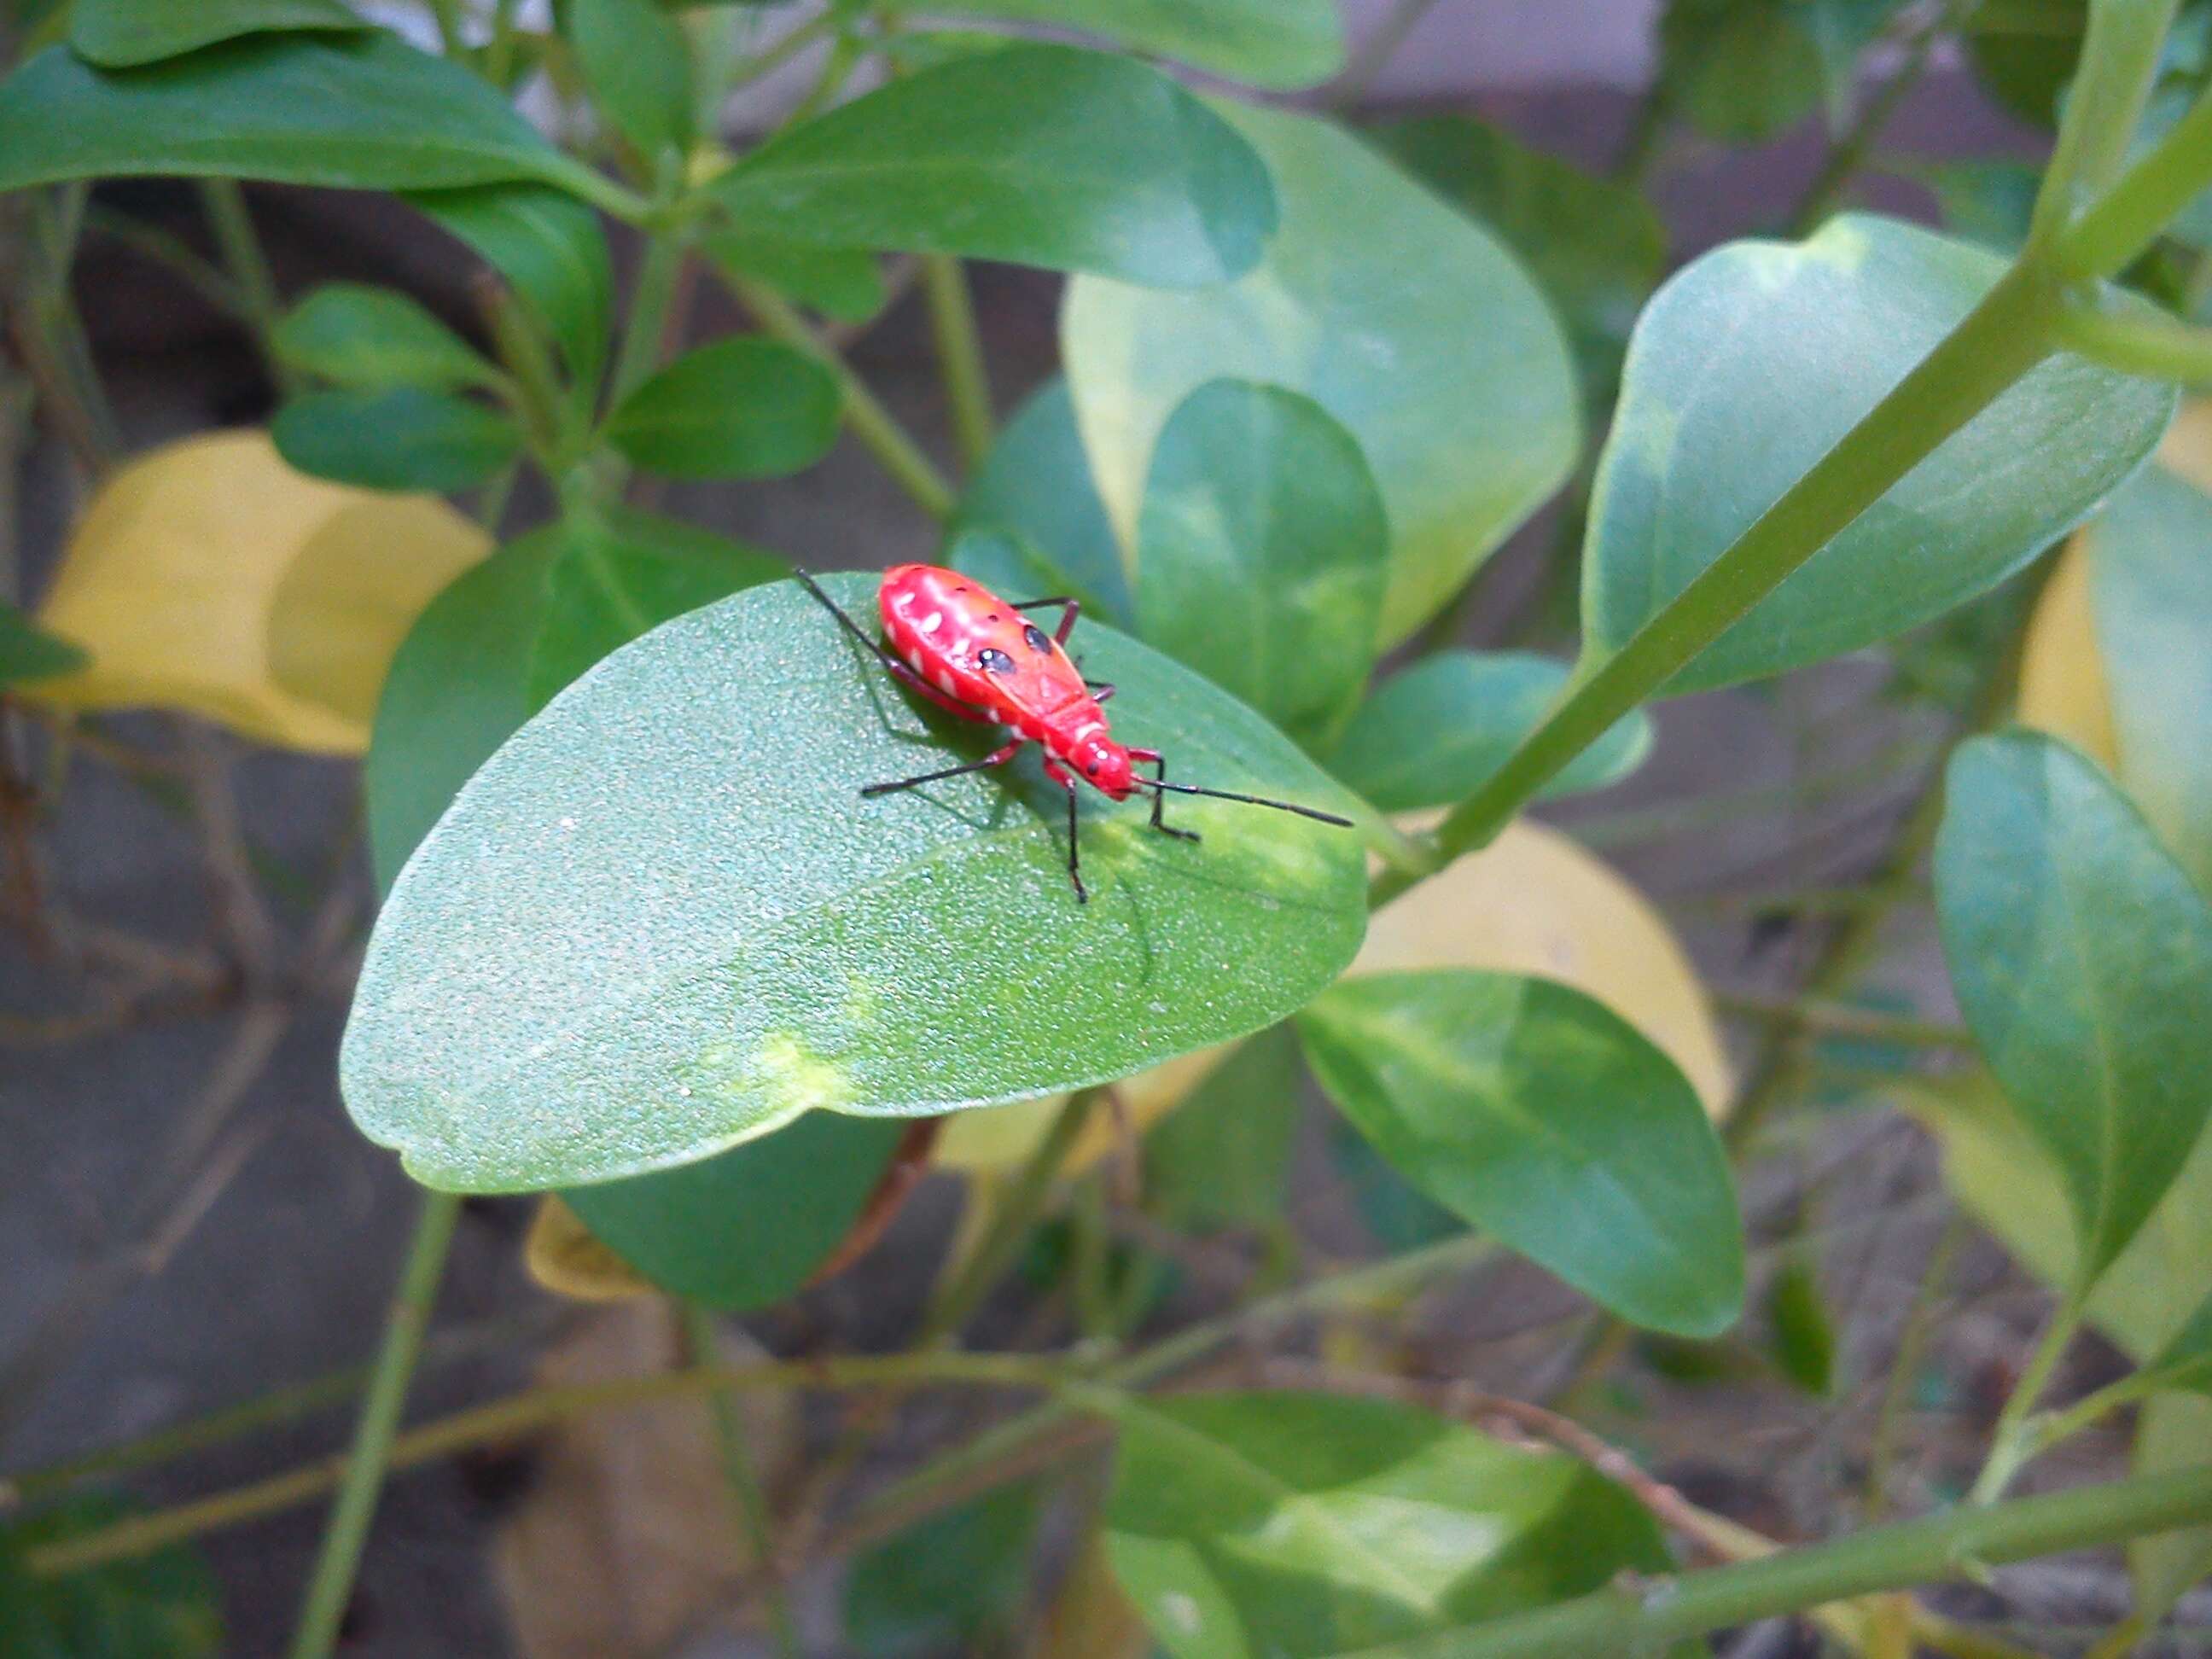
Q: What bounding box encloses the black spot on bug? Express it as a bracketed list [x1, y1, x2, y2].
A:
[978, 647, 1016, 673]
[1022, 624, 1051, 653]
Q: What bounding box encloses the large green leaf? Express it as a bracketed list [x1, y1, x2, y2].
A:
[1299, 969, 1743, 1336]
[341, 573, 1371, 1190]
[846, 1483, 1039, 1654]
[526, 509, 784, 707]
[569, 0, 692, 164]
[0, 33, 604, 197]
[561, 1109, 908, 1310]
[701, 231, 884, 323]
[0, 1497, 223, 1657]
[2082, 463, 2212, 894]
[273, 282, 498, 392]
[272, 386, 521, 492]
[1102, 1392, 1677, 1657]
[902, 0, 1344, 90]
[952, 377, 1132, 629]
[1371, 115, 1666, 401]
[0, 600, 87, 688]
[1063, 102, 1578, 648]
[69, 0, 368, 67]
[602, 337, 841, 481]
[1135, 381, 1387, 754]
[1934, 730, 2212, 1289]
[1583, 215, 2174, 693]
[406, 183, 614, 392]
[703, 45, 1276, 288]
[1326, 650, 1651, 813]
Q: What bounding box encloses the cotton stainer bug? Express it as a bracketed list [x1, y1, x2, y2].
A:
[794, 565, 1353, 904]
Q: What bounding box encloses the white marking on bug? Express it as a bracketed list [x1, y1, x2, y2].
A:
[918, 610, 944, 634]
[935, 669, 956, 695]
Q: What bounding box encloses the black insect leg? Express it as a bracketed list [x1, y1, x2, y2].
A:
[1040, 756, 1089, 903]
[860, 740, 1024, 797]
[1127, 748, 1200, 842]
[1085, 680, 1116, 703]
[1011, 595, 1082, 645]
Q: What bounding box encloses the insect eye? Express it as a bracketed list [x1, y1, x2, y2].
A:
[1022, 624, 1051, 653]
[976, 647, 1015, 673]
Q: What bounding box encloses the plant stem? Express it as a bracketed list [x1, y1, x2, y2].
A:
[83, 207, 246, 319]
[606, 228, 690, 410]
[423, 0, 468, 58]
[921, 254, 993, 472]
[1787, 9, 1946, 236]
[1330, 0, 1447, 111]
[679, 1303, 800, 1659]
[1969, 1295, 2086, 1505]
[286, 1189, 461, 1659]
[2026, 0, 2180, 252]
[1401, 263, 2060, 898]
[723, 271, 957, 519]
[1866, 1212, 1969, 1520]
[2057, 289, 2212, 380]
[920, 1092, 1093, 1347]
[1714, 992, 1976, 1051]
[727, 9, 841, 92]
[195, 180, 293, 392]
[1334, 1463, 2212, 1659]
[2058, 74, 2212, 278]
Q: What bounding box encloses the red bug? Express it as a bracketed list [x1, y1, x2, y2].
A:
[795, 565, 1352, 903]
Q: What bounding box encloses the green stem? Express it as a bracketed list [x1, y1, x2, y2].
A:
[680, 1303, 800, 1659]
[286, 1190, 462, 1659]
[83, 207, 245, 319]
[1405, 263, 2060, 895]
[606, 228, 690, 410]
[920, 1092, 1093, 1346]
[2058, 75, 2212, 278]
[921, 254, 993, 472]
[2056, 290, 2212, 380]
[727, 9, 841, 91]
[1330, 0, 1447, 111]
[1786, 10, 1945, 237]
[195, 181, 290, 389]
[724, 271, 957, 519]
[1969, 1295, 2086, 1505]
[2026, 0, 2180, 253]
[1866, 1213, 1969, 1520]
[1714, 992, 1976, 1051]
[483, 0, 523, 86]
[423, 0, 468, 58]
[1332, 1464, 2212, 1659]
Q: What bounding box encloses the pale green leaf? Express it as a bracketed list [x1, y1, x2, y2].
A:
[904, 0, 1344, 90]
[69, 0, 368, 68]
[274, 282, 498, 392]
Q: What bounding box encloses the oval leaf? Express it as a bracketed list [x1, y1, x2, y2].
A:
[569, 0, 693, 163]
[701, 230, 885, 324]
[1298, 969, 1744, 1336]
[913, 0, 1344, 90]
[1584, 214, 2175, 693]
[406, 183, 614, 391]
[1063, 102, 1578, 646]
[0, 33, 603, 197]
[603, 337, 841, 481]
[0, 600, 86, 688]
[1103, 1391, 1678, 1657]
[1328, 652, 1652, 813]
[703, 45, 1276, 288]
[273, 386, 521, 492]
[1136, 380, 1387, 752]
[1935, 729, 2212, 1289]
[70, 0, 370, 67]
[341, 573, 1369, 1190]
[561, 1111, 910, 1310]
[274, 282, 498, 392]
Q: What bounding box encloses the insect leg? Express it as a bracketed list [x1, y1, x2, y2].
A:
[794, 569, 987, 720]
[1126, 748, 1200, 842]
[1085, 680, 1116, 703]
[860, 740, 1025, 797]
[1041, 756, 1089, 904]
[1011, 595, 1082, 645]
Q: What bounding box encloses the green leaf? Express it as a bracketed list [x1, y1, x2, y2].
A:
[526, 509, 783, 707]
[569, 0, 692, 164]
[274, 282, 498, 392]
[1135, 380, 1387, 753]
[0, 1496, 224, 1657]
[602, 337, 841, 481]
[406, 183, 614, 391]
[1371, 115, 1667, 401]
[0, 34, 604, 197]
[952, 376, 1132, 629]
[1063, 102, 1578, 648]
[1144, 1023, 1303, 1229]
[1103, 1391, 1678, 1657]
[1327, 1114, 1464, 1252]
[0, 599, 87, 687]
[562, 1109, 909, 1309]
[1659, 0, 1824, 142]
[272, 386, 521, 492]
[703, 45, 1277, 288]
[1584, 215, 2174, 694]
[1935, 731, 2212, 1289]
[701, 230, 883, 323]
[69, 0, 369, 67]
[2133, 1394, 2212, 1625]
[1326, 650, 1652, 814]
[2083, 463, 2212, 894]
[1967, 0, 2085, 125]
[1765, 1258, 1837, 1395]
[1299, 969, 1744, 1336]
[341, 573, 1371, 1190]
[846, 1483, 1039, 1654]
[1914, 157, 2042, 252]
[368, 533, 561, 897]
[2140, 1286, 2212, 1394]
[899, 0, 1345, 90]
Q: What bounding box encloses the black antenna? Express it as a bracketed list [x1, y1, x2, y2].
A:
[1129, 777, 1353, 828]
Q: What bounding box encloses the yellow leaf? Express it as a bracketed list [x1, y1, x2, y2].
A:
[2016, 535, 2118, 769]
[524, 1196, 656, 1303]
[31, 430, 487, 754]
[1354, 818, 1734, 1119]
